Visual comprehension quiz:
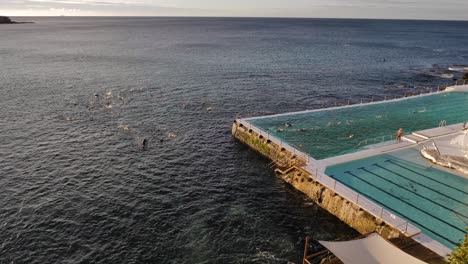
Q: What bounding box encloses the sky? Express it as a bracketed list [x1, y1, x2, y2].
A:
[2, 0, 468, 20]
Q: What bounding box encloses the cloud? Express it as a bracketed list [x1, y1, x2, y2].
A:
[1, 0, 204, 16]
[28, 0, 131, 6]
[1, 0, 468, 19]
[49, 7, 80, 12]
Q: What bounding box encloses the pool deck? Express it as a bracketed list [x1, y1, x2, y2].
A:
[233, 84, 468, 260]
[321, 123, 467, 168]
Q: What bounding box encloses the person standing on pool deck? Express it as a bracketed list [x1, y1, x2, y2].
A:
[396, 128, 403, 142]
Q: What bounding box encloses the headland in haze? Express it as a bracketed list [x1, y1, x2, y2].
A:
[0, 16, 33, 24]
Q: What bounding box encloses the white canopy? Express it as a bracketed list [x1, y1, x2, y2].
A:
[318, 233, 427, 264]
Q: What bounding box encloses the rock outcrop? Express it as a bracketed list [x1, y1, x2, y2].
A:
[0, 16, 33, 24]
[0, 16, 14, 24]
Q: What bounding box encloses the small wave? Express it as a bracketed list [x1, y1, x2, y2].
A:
[105, 90, 113, 99]
[448, 66, 468, 72]
[252, 249, 280, 262]
[117, 124, 129, 131]
[440, 74, 454, 79]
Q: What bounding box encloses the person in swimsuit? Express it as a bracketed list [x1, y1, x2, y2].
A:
[396, 128, 403, 142]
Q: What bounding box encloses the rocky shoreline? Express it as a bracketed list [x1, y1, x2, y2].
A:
[0, 16, 33, 24]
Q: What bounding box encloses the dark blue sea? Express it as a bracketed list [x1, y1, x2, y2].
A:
[1, 17, 467, 263]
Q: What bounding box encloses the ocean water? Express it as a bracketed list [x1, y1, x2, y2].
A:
[1, 17, 468, 263]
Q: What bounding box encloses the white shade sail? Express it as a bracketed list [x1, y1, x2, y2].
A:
[318, 233, 427, 264]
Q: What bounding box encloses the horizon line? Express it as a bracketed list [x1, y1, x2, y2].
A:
[7, 15, 468, 22]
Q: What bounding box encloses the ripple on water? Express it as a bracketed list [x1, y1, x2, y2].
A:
[2, 17, 467, 263]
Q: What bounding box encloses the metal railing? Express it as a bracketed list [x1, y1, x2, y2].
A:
[317, 82, 461, 110]
[240, 120, 421, 237]
[432, 140, 441, 155]
[355, 134, 396, 149]
[243, 84, 452, 123]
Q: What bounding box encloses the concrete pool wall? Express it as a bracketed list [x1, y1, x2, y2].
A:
[232, 85, 468, 262]
[232, 120, 447, 263]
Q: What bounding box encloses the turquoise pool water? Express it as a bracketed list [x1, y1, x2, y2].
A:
[249, 92, 468, 159]
[325, 148, 468, 249]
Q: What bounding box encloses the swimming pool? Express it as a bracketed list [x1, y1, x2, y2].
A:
[249, 91, 468, 159]
[325, 148, 468, 249]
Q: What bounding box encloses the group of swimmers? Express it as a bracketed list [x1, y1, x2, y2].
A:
[274, 121, 405, 144]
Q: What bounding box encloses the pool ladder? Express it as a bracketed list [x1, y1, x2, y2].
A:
[439, 120, 446, 127]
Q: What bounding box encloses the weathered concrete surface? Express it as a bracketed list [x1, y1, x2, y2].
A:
[232, 120, 446, 263]
[232, 121, 307, 169]
[421, 149, 468, 176]
[281, 169, 397, 237]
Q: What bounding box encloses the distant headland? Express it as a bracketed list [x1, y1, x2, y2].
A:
[0, 16, 34, 24]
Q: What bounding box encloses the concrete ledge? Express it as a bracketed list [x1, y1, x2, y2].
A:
[414, 124, 464, 139]
[445, 84, 468, 92]
[320, 141, 413, 167]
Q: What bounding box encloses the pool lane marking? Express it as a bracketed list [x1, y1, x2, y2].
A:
[373, 164, 468, 207]
[385, 159, 468, 195]
[359, 167, 468, 219]
[340, 171, 461, 246]
[343, 170, 466, 235]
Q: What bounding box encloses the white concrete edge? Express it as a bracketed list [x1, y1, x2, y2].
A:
[412, 133, 430, 139]
[241, 89, 448, 121]
[402, 136, 418, 143]
[412, 233, 453, 258]
[445, 84, 468, 92]
[320, 141, 415, 167]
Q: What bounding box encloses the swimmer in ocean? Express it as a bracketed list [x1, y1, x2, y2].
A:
[141, 138, 148, 150]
